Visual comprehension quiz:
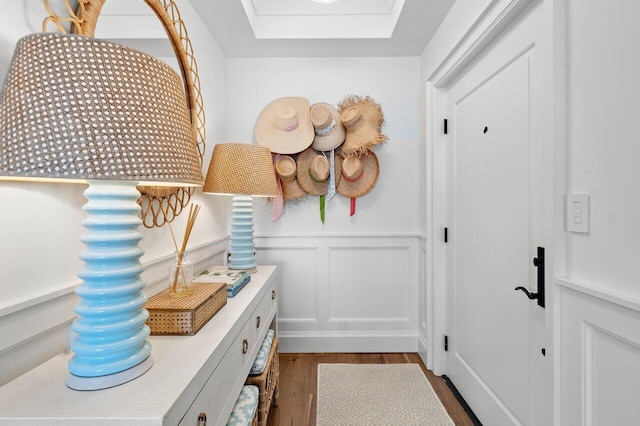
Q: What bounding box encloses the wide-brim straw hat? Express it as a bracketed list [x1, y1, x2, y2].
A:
[337, 151, 379, 198]
[255, 97, 314, 154]
[338, 95, 389, 157]
[275, 155, 307, 200]
[310, 102, 345, 152]
[296, 147, 342, 196]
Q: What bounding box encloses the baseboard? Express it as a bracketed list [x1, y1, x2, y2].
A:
[417, 331, 429, 366]
[278, 331, 419, 353]
[442, 375, 483, 426]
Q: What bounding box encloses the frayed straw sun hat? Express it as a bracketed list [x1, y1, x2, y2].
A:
[275, 155, 307, 200]
[310, 102, 345, 152]
[255, 97, 314, 154]
[296, 147, 342, 196]
[338, 95, 388, 157]
[336, 151, 379, 199]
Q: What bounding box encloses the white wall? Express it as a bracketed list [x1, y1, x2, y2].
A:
[565, 0, 640, 294]
[0, 0, 229, 386]
[227, 57, 421, 235]
[558, 0, 640, 423]
[227, 57, 423, 351]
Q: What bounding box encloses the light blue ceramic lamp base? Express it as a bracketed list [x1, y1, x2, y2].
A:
[228, 195, 258, 273]
[66, 181, 153, 390]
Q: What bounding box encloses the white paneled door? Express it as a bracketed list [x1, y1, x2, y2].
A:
[444, 5, 550, 425]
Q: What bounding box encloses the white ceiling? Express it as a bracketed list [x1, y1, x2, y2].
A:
[188, 0, 456, 57]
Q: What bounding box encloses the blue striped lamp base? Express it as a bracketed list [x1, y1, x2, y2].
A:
[66, 181, 153, 390]
[228, 195, 258, 273]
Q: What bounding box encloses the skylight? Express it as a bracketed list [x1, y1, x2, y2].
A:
[240, 0, 406, 39]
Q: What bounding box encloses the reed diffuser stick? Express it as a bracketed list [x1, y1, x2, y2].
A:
[170, 203, 201, 293]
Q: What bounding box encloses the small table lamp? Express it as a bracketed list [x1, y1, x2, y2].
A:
[0, 34, 203, 390]
[202, 143, 278, 272]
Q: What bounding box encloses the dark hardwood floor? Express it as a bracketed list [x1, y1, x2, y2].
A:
[265, 353, 474, 426]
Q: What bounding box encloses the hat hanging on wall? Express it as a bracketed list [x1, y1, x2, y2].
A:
[275, 155, 307, 201]
[310, 102, 345, 152]
[255, 97, 314, 154]
[338, 95, 388, 157]
[337, 151, 380, 216]
[297, 147, 343, 196]
[297, 147, 343, 223]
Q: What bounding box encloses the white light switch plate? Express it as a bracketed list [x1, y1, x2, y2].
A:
[568, 193, 590, 233]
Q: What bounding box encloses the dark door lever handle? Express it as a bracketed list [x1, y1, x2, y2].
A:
[514, 286, 540, 300]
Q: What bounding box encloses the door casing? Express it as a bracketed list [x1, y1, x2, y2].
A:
[422, 0, 560, 424]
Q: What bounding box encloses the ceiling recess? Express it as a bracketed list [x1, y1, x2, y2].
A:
[310, 0, 340, 5]
[240, 0, 406, 39]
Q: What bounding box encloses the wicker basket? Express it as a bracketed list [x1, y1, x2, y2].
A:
[145, 283, 227, 335]
[245, 336, 279, 426]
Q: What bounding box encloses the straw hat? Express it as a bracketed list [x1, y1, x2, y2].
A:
[310, 102, 345, 152]
[255, 97, 314, 154]
[296, 147, 342, 196]
[275, 155, 307, 200]
[338, 95, 389, 157]
[336, 151, 380, 198]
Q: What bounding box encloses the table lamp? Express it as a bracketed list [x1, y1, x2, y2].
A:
[202, 143, 278, 273]
[0, 34, 203, 390]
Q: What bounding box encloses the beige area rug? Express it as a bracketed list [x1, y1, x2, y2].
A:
[317, 363, 455, 426]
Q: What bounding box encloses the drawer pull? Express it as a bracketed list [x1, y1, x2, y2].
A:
[272, 290, 276, 300]
[242, 339, 248, 354]
[256, 316, 261, 328]
[197, 412, 207, 425]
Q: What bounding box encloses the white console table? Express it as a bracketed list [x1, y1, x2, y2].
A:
[0, 266, 278, 426]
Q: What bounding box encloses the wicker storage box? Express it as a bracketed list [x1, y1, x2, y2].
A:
[245, 336, 279, 426]
[145, 282, 227, 335]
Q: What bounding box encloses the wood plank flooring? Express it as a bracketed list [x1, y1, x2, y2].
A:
[265, 353, 474, 426]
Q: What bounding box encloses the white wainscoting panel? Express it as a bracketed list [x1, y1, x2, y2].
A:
[418, 237, 428, 363]
[256, 234, 419, 353]
[329, 247, 410, 321]
[255, 247, 318, 322]
[557, 278, 640, 426]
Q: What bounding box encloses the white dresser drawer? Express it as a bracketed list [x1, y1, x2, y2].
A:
[179, 319, 253, 426]
[250, 280, 277, 347]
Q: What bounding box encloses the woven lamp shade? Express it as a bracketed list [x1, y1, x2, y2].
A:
[203, 143, 278, 197]
[0, 33, 202, 186]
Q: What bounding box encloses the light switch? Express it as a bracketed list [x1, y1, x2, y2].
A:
[568, 193, 589, 233]
[572, 201, 582, 224]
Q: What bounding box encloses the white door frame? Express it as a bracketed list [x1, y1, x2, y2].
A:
[422, 0, 566, 423]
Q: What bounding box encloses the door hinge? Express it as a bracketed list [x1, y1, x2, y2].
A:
[444, 335, 449, 351]
[444, 227, 448, 243]
[444, 119, 448, 134]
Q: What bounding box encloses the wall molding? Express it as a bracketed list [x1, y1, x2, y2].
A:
[278, 330, 419, 353]
[558, 278, 640, 425]
[0, 236, 229, 320]
[0, 236, 229, 385]
[255, 232, 421, 239]
[556, 278, 640, 313]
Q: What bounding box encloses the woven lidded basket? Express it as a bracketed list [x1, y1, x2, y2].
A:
[145, 283, 227, 335]
[245, 337, 279, 426]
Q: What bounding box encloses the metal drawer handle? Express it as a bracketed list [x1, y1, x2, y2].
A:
[242, 339, 248, 354]
[272, 290, 276, 300]
[197, 412, 207, 425]
[256, 316, 261, 328]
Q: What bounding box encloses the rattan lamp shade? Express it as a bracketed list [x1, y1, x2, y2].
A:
[0, 33, 202, 391]
[203, 143, 278, 197]
[0, 33, 203, 186]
